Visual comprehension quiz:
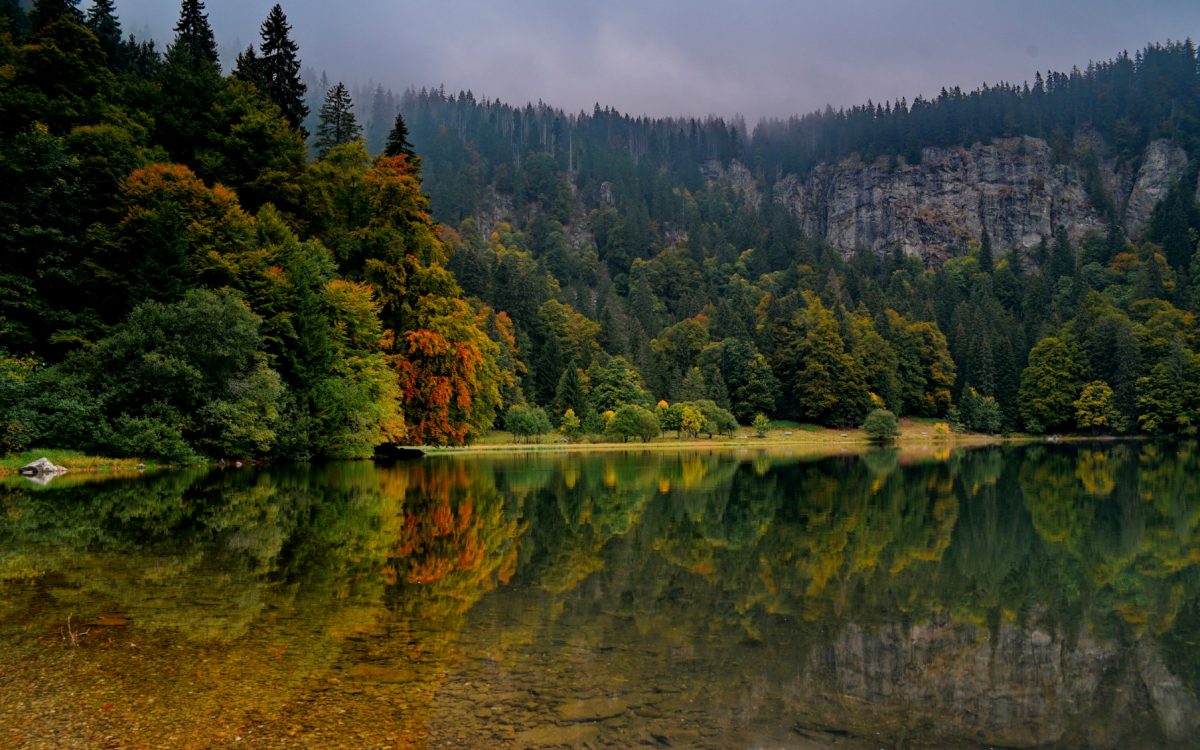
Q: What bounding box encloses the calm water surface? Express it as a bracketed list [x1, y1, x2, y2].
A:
[2, 443, 1199, 749]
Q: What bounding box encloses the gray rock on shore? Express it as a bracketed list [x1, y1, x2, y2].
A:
[19, 457, 68, 476]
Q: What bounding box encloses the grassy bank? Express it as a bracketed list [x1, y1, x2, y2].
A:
[424, 419, 1016, 456]
[0, 450, 158, 475]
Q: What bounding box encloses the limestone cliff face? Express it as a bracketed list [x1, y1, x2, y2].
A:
[751, 137, 1190, 262]
[1124, 140, 1191, 235]
[700, 159, 761, 211]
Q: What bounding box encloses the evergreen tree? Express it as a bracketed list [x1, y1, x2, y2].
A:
[171, 0, 218, 68]
[30, 0, 82, 30]
[256, 4, 308, 133]
[679, 367, 707, 402]
[1048, 225, 1075, 280]
[85, 0, 122, 64]
[366, 84, 392, 153]
[553, 364, 586, 416]
[385, 111, 417, 159]
[313, 82, 361, 157]
[978, 227, 994, 273]
[1, 0, 27, 37]
[232, 45, 263, 86]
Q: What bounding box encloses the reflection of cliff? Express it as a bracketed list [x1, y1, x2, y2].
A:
[792, 619, 1200, 748]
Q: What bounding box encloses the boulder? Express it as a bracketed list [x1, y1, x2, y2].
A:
[18, 457, 68, 476]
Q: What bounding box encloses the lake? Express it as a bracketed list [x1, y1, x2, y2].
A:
[2, 442, 1198, 748]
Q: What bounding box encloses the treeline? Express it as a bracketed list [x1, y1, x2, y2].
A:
[0, 0, 507, 459]
[349, 44, 1200, 439]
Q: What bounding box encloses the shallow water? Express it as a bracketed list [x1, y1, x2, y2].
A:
[2, 442, 1199, 748]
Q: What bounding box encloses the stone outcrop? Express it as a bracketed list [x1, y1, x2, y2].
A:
[700, 159, 761, 211]
[1124, 140, 1190, 235]
[722, 137, 1194, 263]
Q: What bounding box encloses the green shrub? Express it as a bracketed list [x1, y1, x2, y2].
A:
[504, 404, 552, 442]
[752, 413, 770, 437]
[560, 408, 582, 441]
[862, 409, 900, 442]
[106, 415, 197, 463]
[606, 404, 660, 442]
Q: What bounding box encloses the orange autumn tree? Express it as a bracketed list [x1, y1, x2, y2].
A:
[306, 144, 505, 445]
[394, 296, 502, 445]
[106, 163, 258, 318]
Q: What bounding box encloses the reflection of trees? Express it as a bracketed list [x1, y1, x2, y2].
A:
[386, 459, 524, 619]
[468, 444, 1200, 748]
[0, 459, 531, 748]
[6, 445, 1200, 747]
[0, 464, 407, 639]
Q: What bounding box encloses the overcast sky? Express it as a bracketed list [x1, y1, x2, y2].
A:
[109, 0, 1200, 122]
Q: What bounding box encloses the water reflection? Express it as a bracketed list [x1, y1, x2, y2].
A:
[1, 443, 1200, 747]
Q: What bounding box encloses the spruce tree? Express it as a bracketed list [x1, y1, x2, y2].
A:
[1, 0, 27, 37]
[366, 84, 391, 153]
[232, 45, 263, 87]
[83, 0, 123, 65]
[978, 226, 994, 273]
[257, 4, 308, 133]
[30, 0, 82, 30]
[314, 82, 361, 157]
[384, 111, 417, 159]
[172, 0, 218, 68]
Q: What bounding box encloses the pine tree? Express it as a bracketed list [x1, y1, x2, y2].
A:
[1, 0, 27, 37]
[978, 226, 994, 273]
[313, 82, 361, 157]
[256, 4, 308, 133]
[171, 0, 218, 68]
[30, 0, 83, 30]
[232, 45, 263, 87]
[366, 84, 392, 153]
[553, 363, 587, 416]
[85, 0, 122, 63]
[385, 111, 417, 159]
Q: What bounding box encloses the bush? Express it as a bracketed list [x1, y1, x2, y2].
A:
[560, 408, 582, 441]
[504, 404, 552, 443]
[106, 415, 197, 463]
[862, 409, 900, 442]
[752, 413, 770, 437]
[606, 404, 660, 442]
[689, 400, 737, 437]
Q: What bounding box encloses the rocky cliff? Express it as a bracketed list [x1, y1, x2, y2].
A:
[712, 137, 1192, 263]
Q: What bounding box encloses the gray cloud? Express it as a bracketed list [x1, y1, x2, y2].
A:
[111, 0, 1199, 121]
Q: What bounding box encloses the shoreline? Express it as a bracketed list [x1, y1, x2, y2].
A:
[421, 424, 1024, 457]
[0, 428, 1143, 476]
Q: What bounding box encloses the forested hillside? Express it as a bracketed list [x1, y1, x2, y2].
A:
[0, 0, 506, 458]
[355, 41, 1200, 437]
[2, 0, 1200, 460]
